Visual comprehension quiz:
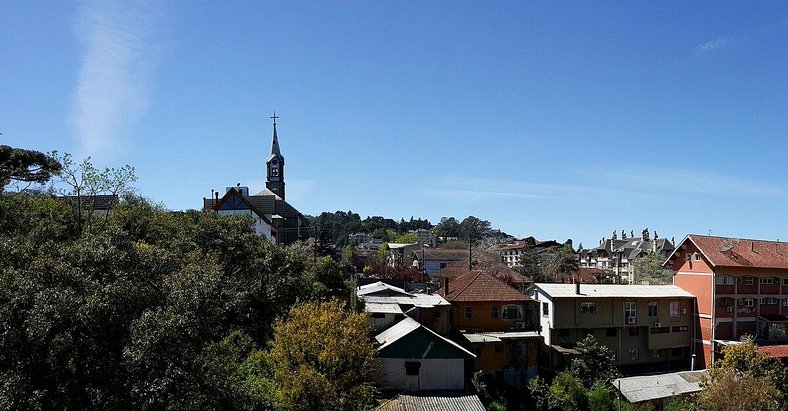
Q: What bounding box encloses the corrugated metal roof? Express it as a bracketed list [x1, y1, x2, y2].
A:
[462, 331, 541, 343]
[532, 283, 694, 298]
[613, 370, 708, 403]
[359, 281, 450, 308]
[375, 318, 475, 358]
[463, 334, 501, 343]
[365, 302, 404, 314]
[376, 392, 485, 411]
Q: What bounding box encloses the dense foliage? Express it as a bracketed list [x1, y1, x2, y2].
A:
[0, 192, 369, 409]
[0, 145, 62, 191]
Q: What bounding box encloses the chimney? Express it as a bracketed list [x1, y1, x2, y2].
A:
[752, 241, 755, 252]
[575, 282, 580, 295]
[443, 277, 449, 295]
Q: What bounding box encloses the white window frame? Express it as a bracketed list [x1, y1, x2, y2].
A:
[669, 301, 680, 318]
[715, 275, 735, 285]
[625, 301, 636, 322]
[742, 298, 755, 307]
[501, 305, 524, 320]
[760, 277, 775, 285]
[542, 302, 549, 317]
[745, 277, 754, 286]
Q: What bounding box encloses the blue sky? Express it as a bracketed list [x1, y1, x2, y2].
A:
[4, 1, 788, 247]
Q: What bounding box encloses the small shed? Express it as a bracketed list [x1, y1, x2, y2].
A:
[376, 317, 475, 391]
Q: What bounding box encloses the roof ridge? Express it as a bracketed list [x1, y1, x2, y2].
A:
[452, 270, 484, 299]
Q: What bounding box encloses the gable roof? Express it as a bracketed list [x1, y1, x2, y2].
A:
[668, 234, 788, 270]
[438, 272, 531, 303]
[212, 189, 273, 225]
[613, 370, 708, 403]
[530, 283, 694, 299]
[436, 260, 532, 286]
[375, 317, 475, 359]
[358, 281, 450, 308]
[376, 392, 485, 411]
[416, 249, 469, 261]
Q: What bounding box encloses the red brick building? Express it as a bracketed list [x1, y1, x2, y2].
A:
[667, 235, 788, 367]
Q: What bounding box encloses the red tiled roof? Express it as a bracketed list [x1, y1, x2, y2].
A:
[758, 344, 788, 359]
[436, 260, 532, 285]
[438, 271, 531, 303]
[682, 235, 788, 270]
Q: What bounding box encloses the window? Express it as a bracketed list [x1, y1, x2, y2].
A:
[762, 297, 779, 305]
[518, 343, 528, 358]
[581, 302, 597, 314]
[670, 301, 681, 318]
[625, 301, 636, 323]
[741, 298, 755, 307]
[784, 298, 788, 307]
[629, 327, 640, 336]
[464, 306, 473, 319]
[491, 306, 499, 318]
[685, 253, 691, 261]
[502, 305, 524, 320]
[715, 275, 735, 285]
[542, 302, 549, 317]
[745, 277, 754, 286]
[716, 298, 734, 307]
[761, 277, 775, 285]
[606, 328, 617, 337]
[650, 327, 670, 334]
[695, 254, 701, 261]
[629, 349, 639, 361]
[648, 302, 658, 318]
[650, 349, 661, 359]
[672, 326, 689, 332]
[783, 278, 788, 286]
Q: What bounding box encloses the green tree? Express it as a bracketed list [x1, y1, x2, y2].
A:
[543, 244, 579, 282]
[459, 216, 491, 241]
[586, 381, 615, 411]
[527, 375, 549, 410]
[433, 217, 461, 238]
[698, 369, 781, 411]
[513, 249, 546, 281]
[0, 144, 61, 191]
[267, 300, 377, 411]
[570, 335, 620, 387]
[631, 252, 673, 285]
[710, 340, 788, 405]
[548, 371, 586, 410]
[394, 232, 419, 243]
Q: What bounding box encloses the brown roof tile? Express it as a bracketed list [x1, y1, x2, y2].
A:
[681, 234, 788, 270]
[438, 271, 531, 303]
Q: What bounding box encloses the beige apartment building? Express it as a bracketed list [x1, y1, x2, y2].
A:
[527, 283, 696, 373]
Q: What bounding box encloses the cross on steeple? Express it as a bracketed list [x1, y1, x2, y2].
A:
[270, 111, 279, 125]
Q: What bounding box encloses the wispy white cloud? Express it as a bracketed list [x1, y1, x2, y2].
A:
[581, 169, 784, 197]
[695, 37, 732, 54]
[72, 0, 162, 159]
[425, 170, 783, 205]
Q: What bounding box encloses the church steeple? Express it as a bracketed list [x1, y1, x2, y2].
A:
[266, 111, 285, 200]
[270, 112, 281, 157]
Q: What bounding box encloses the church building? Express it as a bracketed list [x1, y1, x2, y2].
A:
[203, 113, 309, 245]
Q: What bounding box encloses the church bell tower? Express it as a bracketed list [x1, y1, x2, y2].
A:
[266, 111, 285, 199]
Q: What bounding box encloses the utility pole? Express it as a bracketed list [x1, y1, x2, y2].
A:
[468, 236, 473, 271]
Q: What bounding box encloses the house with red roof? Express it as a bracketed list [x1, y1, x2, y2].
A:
[667, 234, 788, 367]
[438, 271, 540, 385]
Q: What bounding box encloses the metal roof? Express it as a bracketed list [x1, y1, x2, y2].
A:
[531, 283, 694, 299]
[613, 370, 708, 403]
[365, 302, 404, 314]
[462, 331, 541, 344]
[375, 317, 475, 358]
[376, 392, 485, 411]
[359, 281, 450, 308]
